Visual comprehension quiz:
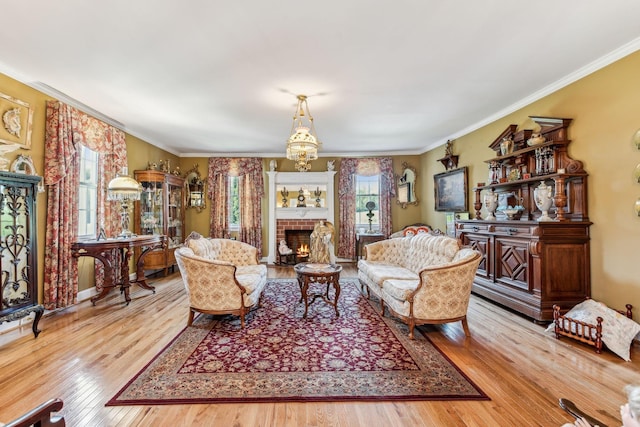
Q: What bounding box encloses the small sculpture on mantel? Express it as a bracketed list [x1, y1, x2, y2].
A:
[281, 187, 289, 208]
[314, 186, 322, 207]
[297, 188, 306, 207]
[327, 160, 335, 171]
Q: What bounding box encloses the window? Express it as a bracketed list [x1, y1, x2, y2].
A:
[78, 145, 98, 238]
[355, 174, 380, 230]
[228, 175, 240, 230]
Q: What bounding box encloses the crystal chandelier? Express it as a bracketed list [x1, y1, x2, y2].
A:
[286, 94, 321, 172]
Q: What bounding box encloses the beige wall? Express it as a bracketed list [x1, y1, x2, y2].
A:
[0, 74, 53, 301]
[182, 156, 422, 258]
[421, 50, 640, 310]
[3, 48, 638, 310]
[0, 73, 180, 295]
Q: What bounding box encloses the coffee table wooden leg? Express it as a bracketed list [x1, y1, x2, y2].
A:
[333, 279, 340, 317]
[302, 277, 310, 318]
[296, 275, 304, 303]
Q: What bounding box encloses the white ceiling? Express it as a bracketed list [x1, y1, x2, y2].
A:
[1, 0, 640, 157]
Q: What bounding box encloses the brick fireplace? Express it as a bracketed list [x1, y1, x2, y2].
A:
[277, 219, 316, 250]
[277, 221, 316, 264]
[266, 169, 336, 264]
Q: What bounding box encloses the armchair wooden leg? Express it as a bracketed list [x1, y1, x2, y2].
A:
[461, 317, 471, 337]
[187, 309, 195, 326]
[408, 321, 415, 340]
[240, 311, 246, 328]
[379, 299, 385, 316]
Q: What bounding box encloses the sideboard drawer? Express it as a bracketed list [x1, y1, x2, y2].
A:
[457, 222, 533, 237]
[456, 222, 490, 234]
[492, 224, 533, 237]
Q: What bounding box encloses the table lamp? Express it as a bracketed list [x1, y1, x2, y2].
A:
[107, 167, 142, 238]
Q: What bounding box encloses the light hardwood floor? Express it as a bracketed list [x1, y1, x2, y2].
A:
[0, 264, 638, 427]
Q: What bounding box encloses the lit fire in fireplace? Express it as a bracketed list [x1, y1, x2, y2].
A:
[297, 244, 309, 257]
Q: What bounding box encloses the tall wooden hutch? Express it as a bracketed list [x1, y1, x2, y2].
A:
[455, 117, 591, 322]
[133, 170, 185, 275]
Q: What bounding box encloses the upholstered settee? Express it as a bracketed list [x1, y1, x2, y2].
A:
[174, 232, 267, 328]
[358, 233, 481, 339]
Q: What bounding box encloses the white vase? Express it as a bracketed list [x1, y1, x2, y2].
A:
[484, 191, 498, 220]
[534, 181, 554, 221]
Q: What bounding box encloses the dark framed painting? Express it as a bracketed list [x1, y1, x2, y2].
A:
[434, 166, 468, 212]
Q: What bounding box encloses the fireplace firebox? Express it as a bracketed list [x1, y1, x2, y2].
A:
[283, 229, 313, 264]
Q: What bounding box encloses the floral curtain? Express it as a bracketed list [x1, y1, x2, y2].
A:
[337, 157, 395, 259]
[43, 101, 127, 309]
[207, 159, 229, 239]
[208, 157, 264, 256]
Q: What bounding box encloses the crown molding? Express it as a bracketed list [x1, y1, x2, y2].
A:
[424, 36, 640, 153]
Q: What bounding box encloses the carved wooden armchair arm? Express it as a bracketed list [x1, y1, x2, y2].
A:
[4, 398, 65, 427]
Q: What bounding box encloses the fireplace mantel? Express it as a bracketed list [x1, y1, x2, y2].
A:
[266, 170, 336, 263]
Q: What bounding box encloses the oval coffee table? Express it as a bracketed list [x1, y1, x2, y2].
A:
[294, 263, 343, 318]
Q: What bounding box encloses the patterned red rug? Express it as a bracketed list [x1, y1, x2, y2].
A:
[107, 278, 489, 405]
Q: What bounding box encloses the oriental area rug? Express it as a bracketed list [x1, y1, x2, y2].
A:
[107, 279, 489, 405]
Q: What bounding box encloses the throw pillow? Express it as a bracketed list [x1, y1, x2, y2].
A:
[403, 227, 417, 237]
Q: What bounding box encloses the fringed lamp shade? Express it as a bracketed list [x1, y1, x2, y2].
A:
[107, 168, 142, 237]
[107, 176, 142, 201]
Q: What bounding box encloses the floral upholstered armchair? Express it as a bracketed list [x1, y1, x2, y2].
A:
[174, 232, 267, 328]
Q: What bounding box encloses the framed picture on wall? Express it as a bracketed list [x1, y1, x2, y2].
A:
[434, 167, 468, 212]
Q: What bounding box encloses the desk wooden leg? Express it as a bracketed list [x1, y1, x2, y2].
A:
[87, 252, 116, 305]
[134, 244, 160, 293]
[121, 248, 133, 305]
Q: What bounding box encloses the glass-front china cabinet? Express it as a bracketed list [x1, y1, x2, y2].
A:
[134, 170, 185, 275]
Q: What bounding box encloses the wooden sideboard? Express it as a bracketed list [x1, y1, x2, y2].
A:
[456, 220, 590, 322]
[456, 117, 591, 322]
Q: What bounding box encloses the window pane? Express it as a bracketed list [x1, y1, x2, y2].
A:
[78, 146, 98, 238]
[228, 176, 240, 227]
[355, 174, 380, 229]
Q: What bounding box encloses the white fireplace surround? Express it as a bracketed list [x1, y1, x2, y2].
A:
[266, 170, 336, 264]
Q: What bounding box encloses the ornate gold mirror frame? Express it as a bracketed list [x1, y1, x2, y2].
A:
[396, 162, 419, 208]
[185, 164, 206, 213]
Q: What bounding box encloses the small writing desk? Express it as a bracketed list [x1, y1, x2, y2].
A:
[355, 232, 386, 260]
[71, 235, 166, 305]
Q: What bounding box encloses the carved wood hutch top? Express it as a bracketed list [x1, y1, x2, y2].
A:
[456, 117, 591, 322]
[471, 116, 589, 223]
